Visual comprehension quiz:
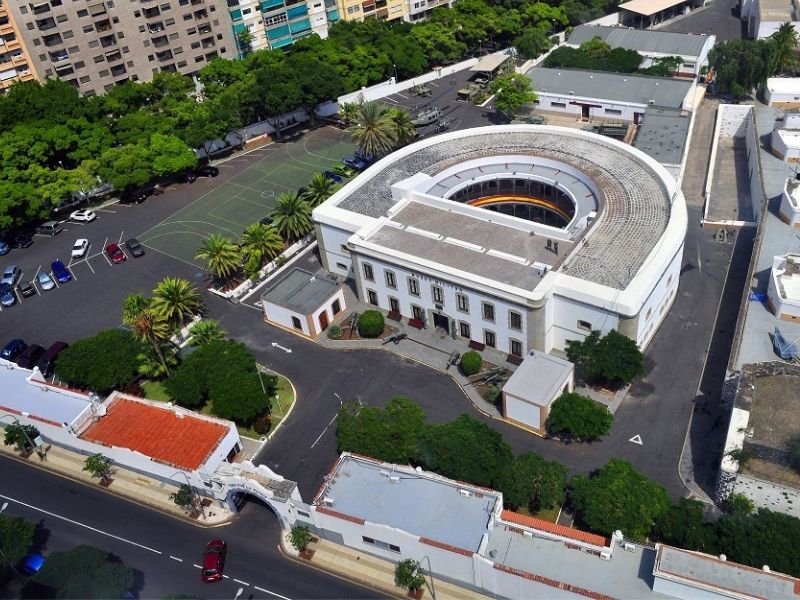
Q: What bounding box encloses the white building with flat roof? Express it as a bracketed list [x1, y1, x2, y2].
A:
[313, 125, 687, 358]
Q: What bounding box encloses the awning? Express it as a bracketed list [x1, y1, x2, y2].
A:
[470, 54, 510, 73]
[618, 0, 688, 16]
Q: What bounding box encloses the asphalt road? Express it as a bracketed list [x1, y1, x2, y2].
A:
[0, 455, 381, 600]
[661, 0, 745, 40]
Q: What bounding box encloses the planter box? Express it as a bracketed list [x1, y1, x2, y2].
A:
[506, 354, 524, 366]
[387, 311, 402, 322]
[468, 340, 485, 351]
[408, 318, 424, 329]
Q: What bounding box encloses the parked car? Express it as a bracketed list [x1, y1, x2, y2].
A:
[18, 280, 35, 298]
[125, 238, 145, 258]
[21, 553, 45, 575]
[197, 165, 219, 177]
[36, 221, 63, 236]
[69, 209, 96, 223]
[201, 539, 227, 583]
[323, 170, 342, 183]
[1, 265, 21, 286]
[259, 216, 274, 227]
[343, 156, 368, 171]
[105, 243, 126, 264]
[36, 341, 69, 377]
[16, 344, 44, 369]
[0, 241, 9, 255]
[120, 188, 148, 204]
[14, 233, 33, 249]
[71, 238, 89, 259]
[51, 260, 72, 283]
[179, 171, 197, 184]
[36, 271, 55, 291]
[0, 283, 15, 307]
[0, 339, 26, 361]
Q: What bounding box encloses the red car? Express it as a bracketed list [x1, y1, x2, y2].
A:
[201, 539, 226, 582]
[105, 243, 126, 264]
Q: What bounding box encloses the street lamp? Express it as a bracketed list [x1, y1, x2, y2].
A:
[393, 63, 398, 82]
[478, 39, 482, 56]
[0, 415, 45, 460]
[160, 470, 206, 519]
[419, 555, 436, 600]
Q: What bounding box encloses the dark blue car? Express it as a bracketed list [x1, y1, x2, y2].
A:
[0, 241, 9, 255]
[1, 338, 27, 362]
[323, 170, 342, 183]
[51, 260, 72, 283]
[343, 156, 368, 171]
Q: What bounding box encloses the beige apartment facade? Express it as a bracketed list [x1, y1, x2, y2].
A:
[4, 0, 235, 96]
[0, 1, 38, 92]
[336, 0, 407, 23]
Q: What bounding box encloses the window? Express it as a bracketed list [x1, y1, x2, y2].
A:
[459, 322, 471, 339]
[604, 108, 622, 115]
[456, 293, 469, 313]
[509, 310, 522, 331]
[332, 299, 341, 315]
[361, 536, 400, 553]
[431, 285, 444, 304]
[482, 302, 495, 322]
[484, 330, 496, 348]
[412, 305, 424, 321]
[407, 277, 419, 297]
[367, 290, 378, 306]
[363, 263, 374, 282]
[510, 339, 522, 357]
[340, 244, 350, 255]
[646, 307, 652, 321]
[389, 297, 399, 313]
[577, 320, 592, 331]
[385, 270, 396, 289]
[291, 316, 302, 330]
[335, 262, 347, 271]
[550, 101, 566, 108]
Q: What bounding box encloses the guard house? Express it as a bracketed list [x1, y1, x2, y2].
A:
[502, 350, 574, 436]
[618, 0, 706, 28]
[261, 268, 345, 338]
[470, 53, 512, 82]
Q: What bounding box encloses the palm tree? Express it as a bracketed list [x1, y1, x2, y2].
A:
[339, 101, 361, 126]
[240, 222, 284, 269]
[271, 191, 313, 242]
[122, 293, 172, 376]
[387, 107, 416, 148]
[137, 347, 178, 379]
[188, 319, 226, 346]
[122, 292, 151, 328]
[195, 233, 241, 282]
[303, 172, 339, 208]
[770, 22, 799, 74]
[348, 101, 397, 158]
[152, 277, 203, 326]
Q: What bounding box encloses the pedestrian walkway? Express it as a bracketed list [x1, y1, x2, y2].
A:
[0, 441, 234, 526]
[279, 532, 494, 600]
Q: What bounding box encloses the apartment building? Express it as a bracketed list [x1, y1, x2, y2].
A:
[4, 0, 235, 96]
[336, 0, 407, 23]
[0, 1, 37, 93]
[406, 0, 455, 21]
[228, 0, 339, 53]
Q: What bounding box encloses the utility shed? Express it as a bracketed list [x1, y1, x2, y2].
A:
[502, 350, 574, 435]
[261, 268, 345, 338]
[765, 78, 800, 108]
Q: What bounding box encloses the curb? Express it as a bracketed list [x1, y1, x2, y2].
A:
[257, 368, 299, 444]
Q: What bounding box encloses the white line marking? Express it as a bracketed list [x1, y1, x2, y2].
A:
[223, 574, 230, 579]
[629, 434, 643, 446]
[169, 555, 183, 562]
[193, 563, 202, 569]
[310, 428, 328, 449]
[233, 578, 249, 586]
[0, 493, 162, 554]
[254, 585, 292, 600]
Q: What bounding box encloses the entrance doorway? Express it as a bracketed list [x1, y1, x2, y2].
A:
[581, 105, 590, 120]
[318, 311, 329, 331]
[432, 312, 450, 334]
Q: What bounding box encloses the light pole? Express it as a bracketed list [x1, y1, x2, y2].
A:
[258, 365, 284, 413]
[0, 415, 45, 460]
[160, 470, 206, 519]
[419, 555, 436, 600]
[0, 502, 18, 575]
[478, 39, 482, 56]
[393, 63, 398, 82]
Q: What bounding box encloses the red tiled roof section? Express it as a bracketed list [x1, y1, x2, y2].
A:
[501, 510, 609, 548]
[80, 398, 229, 471]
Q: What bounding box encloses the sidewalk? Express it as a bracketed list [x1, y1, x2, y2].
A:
[0, 441, 234, 527]
[279, 532, 493, 600]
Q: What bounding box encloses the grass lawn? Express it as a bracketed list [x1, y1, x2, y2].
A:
[516, 505, 561, 523]
[142, 381, 170, 402]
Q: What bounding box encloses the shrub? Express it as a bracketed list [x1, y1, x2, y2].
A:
[327, 324, 343, 340]
[253, 414, 273, 435]
[290, 525, 311, 551]
[55, 329, 145, 393]
[357, 310, 384, 338]
[547, 392, 613, 441]
[485, 385, 502, 407]
[459, 350, 482, 376]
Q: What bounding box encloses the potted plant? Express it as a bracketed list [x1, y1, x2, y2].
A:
[394, 558, 427, 599]
[83, 453, 114, 486]
[290, 525, 314, 559]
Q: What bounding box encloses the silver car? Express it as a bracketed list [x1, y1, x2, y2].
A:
[36, 271, 55, 291]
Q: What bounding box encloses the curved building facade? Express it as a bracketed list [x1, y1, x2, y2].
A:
[313, 125, 687, 356]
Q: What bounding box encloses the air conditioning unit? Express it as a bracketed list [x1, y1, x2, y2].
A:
[323, 497, 335, 507]
[458, 489, 472, 497]
[389, 476, 400, 484]
[623, 543, 636, 552]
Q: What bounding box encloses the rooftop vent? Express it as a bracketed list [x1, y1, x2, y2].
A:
[323, 497, 334, 507]
[389, 475, 401, 484]
[458, 489, 472, 497]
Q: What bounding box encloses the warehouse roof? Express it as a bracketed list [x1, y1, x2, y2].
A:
[567, 24, 711, 57]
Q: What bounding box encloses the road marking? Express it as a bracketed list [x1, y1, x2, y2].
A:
[233, 579, 249, 586]
[310, 413, 339, 449]
[629, 434, 643, 446]
[0, 493, 162, 554]
[396, 92, 408, 99]
[223, 574, 230, 579]
[271, 342, 292, 354]
[169, 555, 183, 562]
[193, 564, 202, 569]
[254, 585, 292, 600]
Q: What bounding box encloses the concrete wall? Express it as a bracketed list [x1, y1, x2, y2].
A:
[315, 221, 356, 277]
[547, 293, 620, 351]
[635, 242, 683, 348]
[504, 393, 545, 433]
[310, 288, 346, 335]
[536, 92, 648, 122]
[263, 301, 311, 336]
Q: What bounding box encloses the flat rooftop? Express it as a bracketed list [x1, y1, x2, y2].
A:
[315, 454, 500, 553]
[502, 350, 573, 405]
[758, 0, 796, 21]
[567, 24, 711, 57]
[527, 67, 693, 107]
[79, 395, 231, 471]
[654, 545, 800, 599]
[768, 77, 800, 94]
[633, 107, 691, 166]
[0, 363, 92, 427]
[261, 267, 340, 314]
[618, 0, 690, 16]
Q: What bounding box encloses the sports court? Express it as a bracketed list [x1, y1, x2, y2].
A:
[140, 126, 353, 267]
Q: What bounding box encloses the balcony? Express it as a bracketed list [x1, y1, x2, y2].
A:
[43, 33, 64, 47]
[0, 22, 13, 35]
[197, 23, 211, 34]
[148, 22, 165, 33]
[105, 49, 121, 61]
[152, 34, 169, 47]
[193, 9, 208, 18]
[110, 64, 126, 76]
[95, 19, 112, 33]
[99, 34, 117, 47]
[36, 17, 57, 31]
[143, 7, 161, 18]
[49, 49, 70, 62]
[54, 63, 74, 76]
[190, 0, 203, 4]
[201, 37, 215, 48]
[155, 49, 173, 61]
[31, 2, 51, 15]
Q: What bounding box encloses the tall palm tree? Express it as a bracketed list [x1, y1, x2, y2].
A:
[195, 233, 241, 282]
[239, 222, 284, 269]
[348, 101, 397, 158]
[387, 107, 416, 148]
[152, 277, 203, 326]
[771, 22, 799, 74]
[122, 292, 151, 328]
[303, 172, 339, 208]
[339, 101, 361, 126]
[122, 293, 172, 376]
[137, 347, 178, 379]
[188, 319, 226, 346]
[271, 191, 313, 242]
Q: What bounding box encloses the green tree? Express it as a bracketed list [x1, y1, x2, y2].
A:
[387, 107, 416, 148]
[137, 346, 179, 380]
[348, 101, 396, 158]
[188, 319, 226, 346]
[337, 397, 427, 463]
[151, 277, 202, 326]
[148, 133, 198, 177]
[770, 22, 799, 74]
[24, 545, 135, 600]
[547, 392, 613, 441]
[490, 72, 538, 119]
[237, 27, 255, 55]
[339, 101, 361, 126]
[726, 493, 755, 516]
[286, 53, 343, 123]
[566, 330, 644, 387]
[394, 559, 426, 593]
[240, 221, 284, 275]
[502, 452, 567, 511]
[0, 514, 36, 567]
[652, 498, 718, 553]
[715, 508, 800, 576]
[271, 191, 313, 242]
[195, 233, 241, 282]
[169, 484, 195, 512]
[514, 29, 553, 60]
[122, 293, 172, 378]
[290, 525, 312, 551]
[3, 423, 40, 452]
[83, 453, 113, 483]
[459, 351, 482, 376]
[303, 172, 339, 208]
[570, 459, 671, 540]
[357, 309, 385, 338]
[56, 329, 145, 393]
[708, 38, 775, 98]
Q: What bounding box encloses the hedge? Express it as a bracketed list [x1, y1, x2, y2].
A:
[357, 310, 385, 338]
[460, 351, 482, 376]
